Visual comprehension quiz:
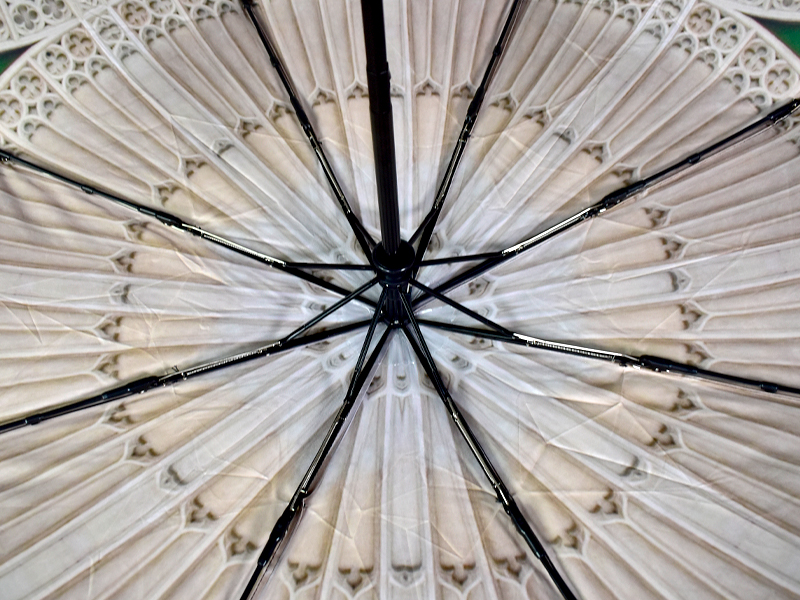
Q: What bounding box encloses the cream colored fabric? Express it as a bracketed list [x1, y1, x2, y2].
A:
[1, 1, 800, 599]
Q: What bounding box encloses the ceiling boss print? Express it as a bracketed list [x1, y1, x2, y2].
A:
[0, 0, 800, 599]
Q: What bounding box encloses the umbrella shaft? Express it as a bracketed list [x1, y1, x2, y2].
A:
[382, 287, 408, 323]
[361, 0, 401, 255]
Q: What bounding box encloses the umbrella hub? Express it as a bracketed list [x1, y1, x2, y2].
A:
[373, 240, 415, 286]
[373, 240, 415, 322]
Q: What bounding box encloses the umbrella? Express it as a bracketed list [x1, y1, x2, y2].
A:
[1, 0, 799, 598]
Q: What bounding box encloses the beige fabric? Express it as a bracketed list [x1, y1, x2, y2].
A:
[0, 0, 799, 599]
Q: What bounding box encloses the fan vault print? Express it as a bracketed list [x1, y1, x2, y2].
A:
[0, 0, 800, 599]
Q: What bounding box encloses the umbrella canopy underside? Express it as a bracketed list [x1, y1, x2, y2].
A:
[1, 0, 800, 599]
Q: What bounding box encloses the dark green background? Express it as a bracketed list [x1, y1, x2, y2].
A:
[0, 46, 25, 75]
[757, 18, 800, 56]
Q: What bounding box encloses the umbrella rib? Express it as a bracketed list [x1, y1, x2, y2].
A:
[414, 97, 800, 305]
[631, 354, 800, 396]
[282, 277, 377, 343]
[282, 261, 372, 270]
[347, 288, 389, 397]
[419, 318, 631, 362]
[241, 0, 377, 260]
[418, 319, 800, 397]
[409, 277, 800, 396]
[409, 0, 524, 263]
[409, 277, 510, 334]
[397, 294, 578, 600]
[0, 150, 376, 308]
[0, 319, 371, 435]
[418, 251, 501, 266]
[1, 276, 375, 434]
[238, 317, 391, 600]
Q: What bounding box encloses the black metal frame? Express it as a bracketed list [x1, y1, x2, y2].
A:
[2, 1, 800, 599]
[361, 0, 402, 256]
[410, 0, 525, 270]
[240, 313, 391, 600]
[242, 0, 377, 261]
[0, 150, 377, 308]
[399, 293, 578, 600]
[411, 98, 800, 303]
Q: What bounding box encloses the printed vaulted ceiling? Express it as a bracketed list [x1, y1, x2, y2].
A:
[1, 0, 800, 599]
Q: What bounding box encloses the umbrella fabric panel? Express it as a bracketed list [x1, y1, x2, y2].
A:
[269, 336, 564, 600]
[431, 0, 800, 257]
[253, 0, 517, 242]
[428, 0, 800, 389]
[438, 115, 800, 386]
[0, 331, 367, 600]
[254, 326, 800, 600]
[427, 329, 800, 599]
[0, 1, 359, 263]
[0, 164, 370, 423]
